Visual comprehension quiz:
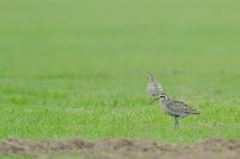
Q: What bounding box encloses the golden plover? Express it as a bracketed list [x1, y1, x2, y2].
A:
[147, 74, 163, 104]
[155, 94, 201, 129]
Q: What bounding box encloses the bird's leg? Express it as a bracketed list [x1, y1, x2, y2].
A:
[149, 96, 153, 104]
[175, 117, 179, 130]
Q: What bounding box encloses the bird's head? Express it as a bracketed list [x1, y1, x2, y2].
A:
[155, 94, 169, 102]
[147, 74, 154, 81]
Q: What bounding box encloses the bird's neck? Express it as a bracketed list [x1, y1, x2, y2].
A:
[149, 77, 154, 82]
[161, 99, 172, 107]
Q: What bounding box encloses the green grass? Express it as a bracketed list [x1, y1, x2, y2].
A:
[0, 156, 32, 159]
[0, 0, 240, 145]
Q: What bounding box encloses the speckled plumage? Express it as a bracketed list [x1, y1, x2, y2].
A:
[156, 94, 201, 129]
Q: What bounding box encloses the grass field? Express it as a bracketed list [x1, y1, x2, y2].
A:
[0, 0, 240, 147]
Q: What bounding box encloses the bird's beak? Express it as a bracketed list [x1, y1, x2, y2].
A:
[154, 97, 160, 100]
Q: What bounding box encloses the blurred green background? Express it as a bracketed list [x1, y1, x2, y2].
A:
[1, 0, 240, 77]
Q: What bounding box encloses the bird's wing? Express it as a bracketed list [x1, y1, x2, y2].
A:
[172, 100, 192, 113]
[172, 100, 200, 114]
[154, 82, 163, 91]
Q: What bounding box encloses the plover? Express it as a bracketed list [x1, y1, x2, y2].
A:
[147, 74, 163, 104]
[155, 94, 201, 129]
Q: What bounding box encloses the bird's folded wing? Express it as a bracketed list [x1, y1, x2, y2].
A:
[171, 100, 192, 113]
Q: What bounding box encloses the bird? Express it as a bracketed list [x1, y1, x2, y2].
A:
[146, 74, 163, 104]
[155, 94, 201, 129]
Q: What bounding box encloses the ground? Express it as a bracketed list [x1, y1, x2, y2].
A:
[1, 137, 240, 159]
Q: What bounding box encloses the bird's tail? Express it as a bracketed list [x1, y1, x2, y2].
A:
[190, 110, 201, 115]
